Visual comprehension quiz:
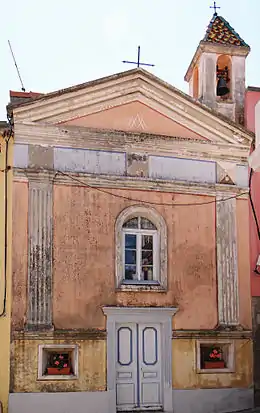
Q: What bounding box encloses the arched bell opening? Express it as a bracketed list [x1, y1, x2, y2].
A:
[216, 55, 232, 100]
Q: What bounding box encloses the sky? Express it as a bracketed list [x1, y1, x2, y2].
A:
[1, 0, 259, 120]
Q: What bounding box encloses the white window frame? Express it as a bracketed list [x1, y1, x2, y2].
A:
[37, 344, 79, 381]
[123, 227, 158, 283]
[196, 340, 235, 374]
[115, 205, 167, 291]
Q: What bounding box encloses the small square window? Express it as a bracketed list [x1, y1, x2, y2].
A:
[38, 344, 78, 380]
[196, 340, 234, 373]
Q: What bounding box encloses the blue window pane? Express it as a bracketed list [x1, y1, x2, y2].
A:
[125, 249, 136, 265]
[125, 234, 136, 248]
[125, 265, 136, 280]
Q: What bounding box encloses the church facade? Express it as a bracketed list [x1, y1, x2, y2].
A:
[9, 11, 254, 413]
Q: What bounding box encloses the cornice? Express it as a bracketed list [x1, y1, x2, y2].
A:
[13, 168, 249, 198]
[12, 328, 251, 341]
[12, 329, 107, 341]
[12, 71, 253, 146]
[14, 122, 250, 163]
[173, 329, 252, 339]
[185, 41, 250, 82]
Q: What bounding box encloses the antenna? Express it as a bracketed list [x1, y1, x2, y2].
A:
[8, 40, 26, 92]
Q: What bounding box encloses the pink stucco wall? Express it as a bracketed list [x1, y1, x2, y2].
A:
[245, 88, 260, 296]
[245, 88, 260, 132]
[61, 101, 206, 140]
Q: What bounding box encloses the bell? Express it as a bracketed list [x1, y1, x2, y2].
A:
[217, 77, 229, 96]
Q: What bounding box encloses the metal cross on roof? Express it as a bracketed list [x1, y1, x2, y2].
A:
[210, 1, 220, 15]
[122, 46, 155, 68]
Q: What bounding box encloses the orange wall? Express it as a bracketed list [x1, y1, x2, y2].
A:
[249, 172, 260, 296]
[12, 182, 28, 330]
[244, 89, 260, 296]
[12, 183, 252, 330]
[62, 101, 206, 140]
[237, 199, 252, 327]
[51, 186, 217, 330]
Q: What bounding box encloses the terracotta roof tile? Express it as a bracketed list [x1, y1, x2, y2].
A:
[203, 14, 249, 47]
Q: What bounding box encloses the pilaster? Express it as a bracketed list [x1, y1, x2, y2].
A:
[216, 194, 239, 325]
[26, 171, 54, 329]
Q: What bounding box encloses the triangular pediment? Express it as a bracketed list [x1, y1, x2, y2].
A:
[62, 101, 205, 140]
[12, 68, 252, 147]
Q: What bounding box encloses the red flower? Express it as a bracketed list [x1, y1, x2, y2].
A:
[55, 361, 59, 365]
[63, 364, 68, 368]
[59, 355, 64, 359]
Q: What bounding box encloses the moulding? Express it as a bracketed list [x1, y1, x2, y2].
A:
[12, 329, 107, 340]
[196, 339, 235, 374]
[115, 205, 167, 289]
[12, 70, 252, 146]
[38, 344, 79, 380]
[103, 305, 177, 413]
[13, 169, 249, 198]
[103, 306, 178, 319]
[14, 121, 251, 160]
[172, 329, 252, 339]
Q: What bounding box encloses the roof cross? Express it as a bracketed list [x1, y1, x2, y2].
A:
[122, 46, 155, 68]
[210, 1, 220, 15]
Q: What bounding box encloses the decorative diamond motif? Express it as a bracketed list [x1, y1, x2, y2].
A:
[128, 113, 147, 130]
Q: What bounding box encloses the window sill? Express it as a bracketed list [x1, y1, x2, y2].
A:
[38, 374, 78, 381]
[197, 368, 234, 374]
[117, 282, 166, 292]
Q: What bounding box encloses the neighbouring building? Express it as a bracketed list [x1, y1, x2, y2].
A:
[247, 88, 260, 405]
[8, 10, 254, 413]
[0, 120, 12, 413]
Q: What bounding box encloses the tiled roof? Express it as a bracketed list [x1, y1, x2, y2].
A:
[203, 14, 249, 47]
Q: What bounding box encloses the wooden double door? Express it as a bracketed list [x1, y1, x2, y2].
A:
[116, 322, 162, 411]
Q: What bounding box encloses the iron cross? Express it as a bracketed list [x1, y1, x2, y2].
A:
[210, 1, 220, 15]
[122, 46, 155, 68]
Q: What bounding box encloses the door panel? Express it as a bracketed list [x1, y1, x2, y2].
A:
[116, 323, 162, 411]
[116, 324, 138, 410]
[139, 324, 162, 409]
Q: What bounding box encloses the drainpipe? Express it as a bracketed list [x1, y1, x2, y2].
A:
[0, 116, 13, 317]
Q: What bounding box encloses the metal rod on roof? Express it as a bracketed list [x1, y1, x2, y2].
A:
[8, 40, 26, 92]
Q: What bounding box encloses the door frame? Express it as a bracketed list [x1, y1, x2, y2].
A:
[103, 307, 178, 413]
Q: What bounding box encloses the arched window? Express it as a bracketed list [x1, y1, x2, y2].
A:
[115, 206, 167, 290]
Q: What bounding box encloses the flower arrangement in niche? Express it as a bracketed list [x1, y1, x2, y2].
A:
[47, 352, 71, 375]
[209, 347, 224, 362]
[51, 353, 68, 369]
[202, 345, 226, 370]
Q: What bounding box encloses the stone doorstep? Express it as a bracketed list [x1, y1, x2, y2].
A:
[229, 409, 260, 413]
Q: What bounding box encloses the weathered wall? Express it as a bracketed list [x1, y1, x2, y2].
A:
[51, 185, 217, 330]
[237, 199, 252, 328]
[172, 339, 253, 389]
[11, 182, 252, 331]
[11, 338, 106, 393]
[11, 337, 252, 393]
[12, 181, 28, 330]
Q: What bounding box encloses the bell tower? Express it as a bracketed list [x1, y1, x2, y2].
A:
[184, 9, 250, 125]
